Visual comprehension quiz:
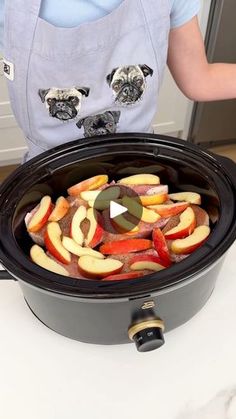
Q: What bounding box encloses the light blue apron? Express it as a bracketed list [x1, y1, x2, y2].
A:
[4, 0, 170, 161]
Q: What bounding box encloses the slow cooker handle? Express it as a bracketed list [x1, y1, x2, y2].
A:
[213, 154, 236, 185]
[0, 269, 16, 280]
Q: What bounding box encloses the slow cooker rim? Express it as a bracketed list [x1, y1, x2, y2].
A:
[0, 133, 235, 299]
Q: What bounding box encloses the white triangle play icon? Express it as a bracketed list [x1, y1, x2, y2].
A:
[110, 201, 128, 219]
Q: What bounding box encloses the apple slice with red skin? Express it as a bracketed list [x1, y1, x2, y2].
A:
[107, 249, 158, 273]
[27, 196, 53, 233]
[99, 239, 152, 255]
[138, 193, 168, 206]
[30, 245, 69, 276]
[102, 271, 146, 281]
[148, 202, 189, 217]
[162, 206, 208, 237]
[168, 192, 201, 205]
[80, 186, 120, 202]
[45, 222, 71, 264]
[118, 174, 160, 185]
[152, 228, 172, 267]
[67, 175, 108, 196]
[171, 225, 211, 255]
[164, 207, 196, 240]
[62, 236, 104, 259]
[70, 205, 87, 246]
[84, 208, 104, 248]
[129, 254, 166, 272]
[48, 196, 70, 222]
[78, 256, 123, 279]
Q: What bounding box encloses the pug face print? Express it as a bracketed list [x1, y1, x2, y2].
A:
[106, 64, 153, 106]
[77, 111, 121, 137]
[38, 87, 90, 121]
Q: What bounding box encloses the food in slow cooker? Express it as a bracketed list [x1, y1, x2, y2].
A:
[25, 173, 211, 281]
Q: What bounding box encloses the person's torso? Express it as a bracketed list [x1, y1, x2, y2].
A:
[3, 0, 171, 160]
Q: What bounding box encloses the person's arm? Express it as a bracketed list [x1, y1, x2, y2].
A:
[167, 16, 236, 102]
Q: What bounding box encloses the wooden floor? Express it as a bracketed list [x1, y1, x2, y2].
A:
[0, 164, 19, 182]
[209, 144, 236, 162]
[0, 144, 235, 183]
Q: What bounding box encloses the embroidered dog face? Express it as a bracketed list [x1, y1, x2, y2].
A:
[38, 87, 90, 121]
[77, 111, 121, 137]
[106, 64, 153, 105]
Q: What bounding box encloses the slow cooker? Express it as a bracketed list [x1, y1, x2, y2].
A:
[0, 134, 235, 352]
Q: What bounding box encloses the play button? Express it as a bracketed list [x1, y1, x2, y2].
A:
[93, 184, 143, 235]
[110, 201, 127, 219]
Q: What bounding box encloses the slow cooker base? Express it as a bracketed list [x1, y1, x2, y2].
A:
[24, 288, 215, 345]
[25, 299, 132, 345]
[18, 257, 224, 345]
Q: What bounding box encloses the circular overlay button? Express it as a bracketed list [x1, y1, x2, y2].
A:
[93, 185, 143, 235]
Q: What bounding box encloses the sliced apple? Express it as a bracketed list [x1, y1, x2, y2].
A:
[118, 174, 160, 185]
[122, 196, 160, 223]
[78, 256, 123, 279]
[153, 228, 172, 267]
[84, 208, 104, 248]
[27, 196, 53, 233]
[88, 199, 122, 211]
[62, 236, 104, 259]
[168, 192, 201, 205]
[171, 225, 211, 255]
[103, 271, 146, 281]
[138, 193, 168, 206]
[30, 245, 69, 276]
[67, 175, 108, 196]
[129, 255, 166, 272]
[80, 186, 120, 202]
[70, 205, 87, 245]
[80, 190, 101, 201]
[112, 214, 139, 234]
[99, 239, 152, 255]
[44, 222, 71, 264]
[148, 202, 189, 217]
[164, 207, 196, 240]
[48, 196, 70, 222]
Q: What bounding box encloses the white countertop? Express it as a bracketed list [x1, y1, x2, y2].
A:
[0, 241, 236, 419]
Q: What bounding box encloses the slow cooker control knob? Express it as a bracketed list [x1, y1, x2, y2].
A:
[128, 319, 165, 352]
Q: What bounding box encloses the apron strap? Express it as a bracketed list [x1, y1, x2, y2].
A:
[4, 0, 42, 52]
[140, 0, 171, 21]
[3, 0, 43, 138]
[5, 0, 42, 16]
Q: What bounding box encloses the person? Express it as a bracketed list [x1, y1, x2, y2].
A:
[0, 0, 236, 162]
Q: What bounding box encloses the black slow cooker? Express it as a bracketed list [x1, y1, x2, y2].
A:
[0, 134, 235, 352]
